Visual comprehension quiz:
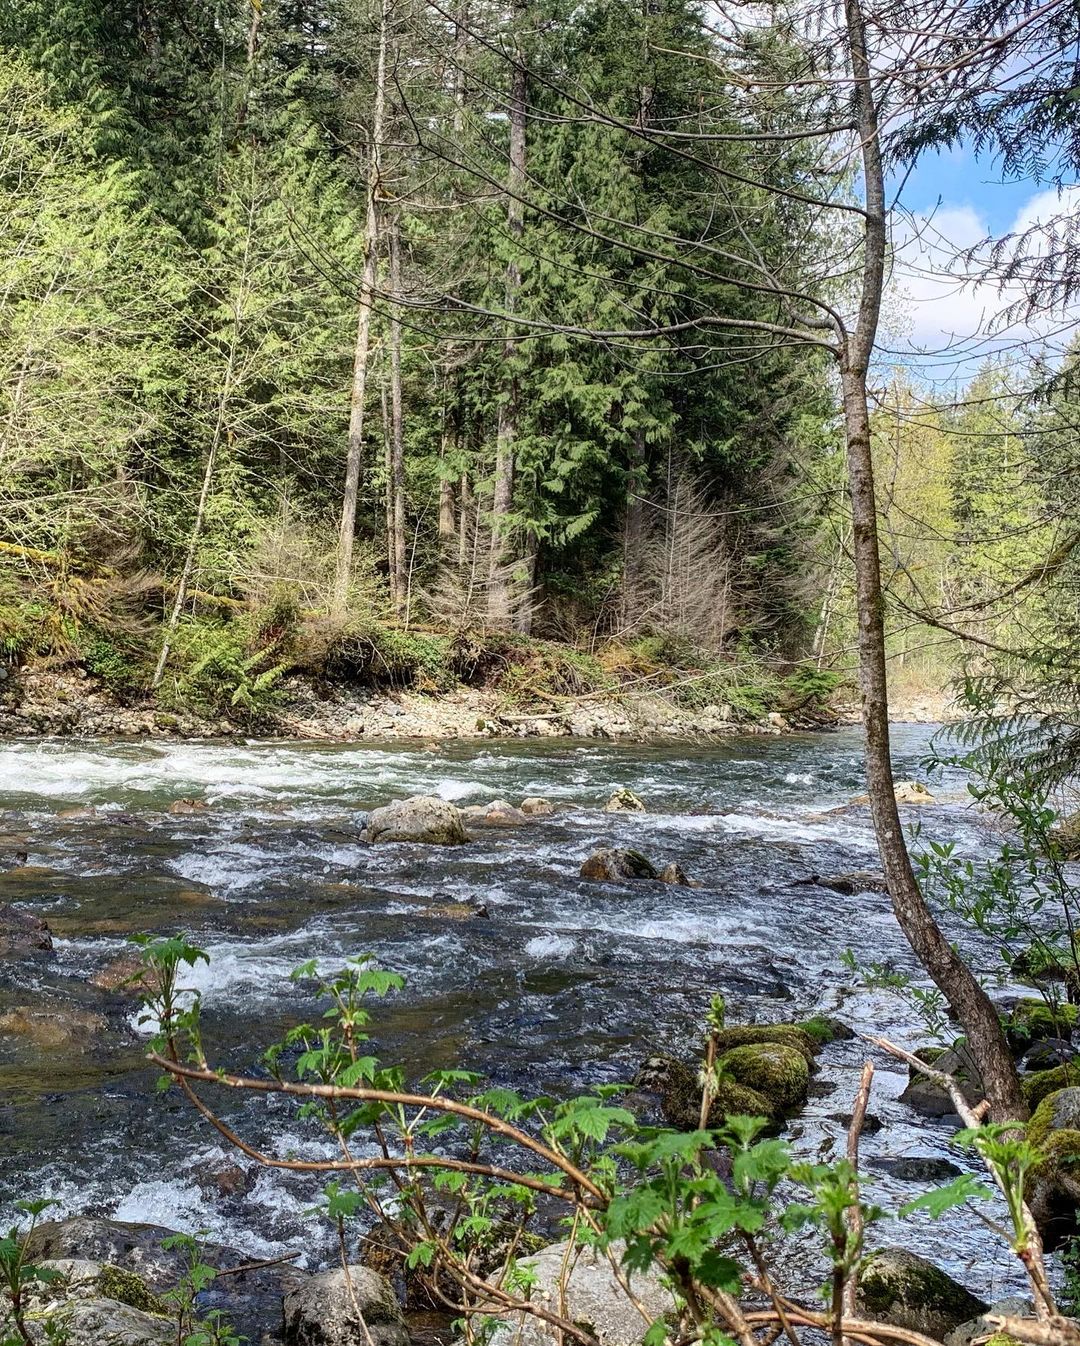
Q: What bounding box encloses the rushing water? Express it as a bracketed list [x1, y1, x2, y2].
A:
[0, 727, 1041, 1302]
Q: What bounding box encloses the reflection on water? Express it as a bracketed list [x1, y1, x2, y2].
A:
[0, 727, 1030, 1297]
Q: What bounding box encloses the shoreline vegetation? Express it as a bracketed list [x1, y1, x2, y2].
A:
[0, 635, 950, 741]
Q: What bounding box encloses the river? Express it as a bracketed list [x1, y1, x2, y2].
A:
[0, 726, 1037, 1302]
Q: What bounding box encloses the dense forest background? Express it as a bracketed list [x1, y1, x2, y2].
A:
[1, 0, 1078, 722]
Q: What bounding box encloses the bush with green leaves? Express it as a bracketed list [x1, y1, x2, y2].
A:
[130, 936, 1066, 1346]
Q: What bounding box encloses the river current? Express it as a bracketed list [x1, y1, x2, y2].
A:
[0, 727, 1038, 1300]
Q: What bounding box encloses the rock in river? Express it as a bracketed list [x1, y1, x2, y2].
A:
[461, 799, 528, 828]
[580, 848, 657, 882]
[488, 1239, 677, 1346]
[520, 796, 556, 816]
[283, 1265, 409, 1346]
[604, 787, 646, 813]
[0, 902, 53, 957]
[363, 796, 470, 846]
[719, 1041, 809, 1112]
[857, 1248, 988, 1341]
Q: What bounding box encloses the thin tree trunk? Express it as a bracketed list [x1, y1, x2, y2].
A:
[841, 0, 1023, 1122]
[487, 3, 527, 627]
[620, 426, 647, 632]
[332, 0, 389, 616]
[388, 219, 407, 616]
[381, 379, 396, 611]
[458, 470, 471, 569]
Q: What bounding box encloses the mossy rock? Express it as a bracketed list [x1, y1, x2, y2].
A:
[857, 1247, 987, 1341]
[95, 1265, 169, 1317]
[797, 1015, 850, 1046]
[1007, 999, 1078, 1050]
[719, 1042, 809, 1113]
[1021, 1062, 1080, 1110]
[712, 1024, 818, 1065]
[634, 1054, 774, 1131]
[1026, 1086, 1080, 1173]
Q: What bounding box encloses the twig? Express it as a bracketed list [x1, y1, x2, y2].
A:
[844, 1060, 876, 1330]
[215, 1252, 301, 1278]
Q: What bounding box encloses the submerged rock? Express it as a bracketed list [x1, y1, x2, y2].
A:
[520, 797, 556, 816]
[0, 1004, 108, 1050]
[363, 797, 470, 846]
[868, 1156, 964, 1183]
[90, 953, 154, 996]
[580, 848, 657, 882]
[283, 1265, 409, 1346]
[0, 902, 53, 957]
[487, 1239, 677, 1346]
[857, 1248, 987, 1341]
[604, 787, 646, 813]
[796, 871, 888, 895]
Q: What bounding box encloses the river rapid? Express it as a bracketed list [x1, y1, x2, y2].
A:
[0, 727, 1039, 1301]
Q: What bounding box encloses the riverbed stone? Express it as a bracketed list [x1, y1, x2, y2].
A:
[520, 797, 555, 816]
[634, 1053, 775, 1129]
[711, 1024, 818, 1065]
[90, 952, 154, 996]
[461, 799, 528, 827]
[487, 1239, 677, 1346]
[898, 1043, 982, 1117]
[604, 787, 646, 813]
[363, 797, 469, 846]
[580, 848, 657, 882]
[0, 1004, 108, 1049]
[718, 1042, 809, 1112]
[857, 1248, 987, 1341]
[657, 861, 697, 886]
[0, 902, 53, 957]
[1022, 1061, 1080, 1109]
[282, 1265, 409, 1346]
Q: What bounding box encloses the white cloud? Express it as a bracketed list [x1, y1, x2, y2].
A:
[882, 185, 1080, 380]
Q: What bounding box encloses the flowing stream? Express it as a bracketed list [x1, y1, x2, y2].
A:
[0, 727, 1038, 1301]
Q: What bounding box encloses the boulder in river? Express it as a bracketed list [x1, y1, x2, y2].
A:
[283, 1265, 409, 1346]
[857, 1248, 987, 1341]
[898, 1043, 982, 1117]
[520, 797, 556, 816]
[718, 1041, 809, 1112]
[1007, 997, 1077, 1052]
[795, 870, 888, 895]
[168, 797, 209, 816]
[603, 787, 646, 813]
[711, 1023, 820, 1065]
[893, 780, 936, 805]
[461, 799, 528, 828]
[487, 1239, 677, 1346]
[580, 848, 657, 882]
[634, 1054, 774, 1130]
[363, 796, 470, 846]
[1021, 1060, 1080, 1110]
[0, 902, 53, 957]
[657, 861, 699, 886]
[1049, 809, 1080, 860]
[0, 1004, 108, 1050]
[868, 1156, 964, 1183]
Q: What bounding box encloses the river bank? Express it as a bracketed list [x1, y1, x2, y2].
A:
[0, 663, 954, 742]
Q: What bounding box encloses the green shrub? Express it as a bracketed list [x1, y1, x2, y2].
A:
[160, 616, 289, 723]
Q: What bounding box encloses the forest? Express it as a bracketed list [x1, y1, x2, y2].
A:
[7, 4, 1080, 1346]
[0, 0, 1077, 729]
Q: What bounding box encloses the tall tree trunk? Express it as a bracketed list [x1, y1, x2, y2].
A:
[458, 471, 471, 570]
[841, 0, 1023, 1122]
[487, 3, 527, 627]
[620, 426, 647, 632]
[332, 0, 389, 616]
[388, 220, 407, 617]
[438, 400, 456, 542]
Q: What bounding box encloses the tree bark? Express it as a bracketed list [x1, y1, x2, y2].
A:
[620, 426, 648, 633]
[388, 219, 407, 616]
[486, 2, 527, 628]
[332, 0, 389, 616]
[841, 0, 1024, 1122]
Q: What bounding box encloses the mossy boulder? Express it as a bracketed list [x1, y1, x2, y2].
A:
[634, 1054, 774, 1130]
[857, 1248, 987, 1341]
[1007, 998, 1078, 1052]
[1026, 1086, 1080, 1166]
[1021, 1062, 1080, 1110]
[712, 1023, 818, 1065]
[719, 1042, 809, 1112]
[95, 1265, 169, 1316]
